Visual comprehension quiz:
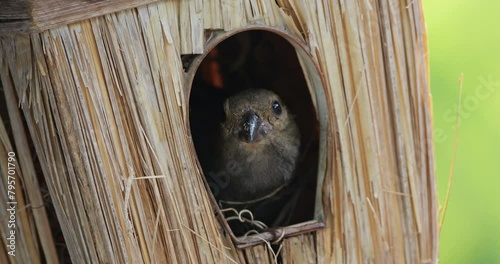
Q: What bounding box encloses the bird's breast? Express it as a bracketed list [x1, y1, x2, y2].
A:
[216, 137, 298, 201]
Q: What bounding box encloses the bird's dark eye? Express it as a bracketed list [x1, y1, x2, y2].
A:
[272, 101, 282, 115]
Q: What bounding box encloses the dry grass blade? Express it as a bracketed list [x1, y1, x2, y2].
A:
[439, 73, 463, 231]
[0, 52, 58, 263]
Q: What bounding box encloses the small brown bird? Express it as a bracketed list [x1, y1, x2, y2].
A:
[213, 89, 301, 203]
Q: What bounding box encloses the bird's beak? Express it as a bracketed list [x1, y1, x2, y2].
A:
[240, 110, 262, 142]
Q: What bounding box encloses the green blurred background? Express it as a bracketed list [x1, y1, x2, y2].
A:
[423, 1, 500, 263]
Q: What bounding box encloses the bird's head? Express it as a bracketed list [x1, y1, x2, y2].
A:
[222, 89, 294, 144]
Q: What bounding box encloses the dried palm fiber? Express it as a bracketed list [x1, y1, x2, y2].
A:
[0, 0, 438, 263]
[0, 79, 58, 262]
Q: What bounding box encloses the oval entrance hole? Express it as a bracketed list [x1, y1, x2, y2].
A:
[188, 29, 326, 247]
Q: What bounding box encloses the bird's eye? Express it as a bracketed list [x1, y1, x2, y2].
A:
[272, 101, 282, 115]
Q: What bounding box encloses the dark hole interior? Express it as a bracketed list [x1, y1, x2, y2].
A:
[189, 30, 320, 238]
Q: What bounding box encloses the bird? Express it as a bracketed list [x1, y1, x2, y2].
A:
[211, 88, 301, 206]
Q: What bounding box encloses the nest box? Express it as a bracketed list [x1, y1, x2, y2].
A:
[0, 0, 439, 263]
